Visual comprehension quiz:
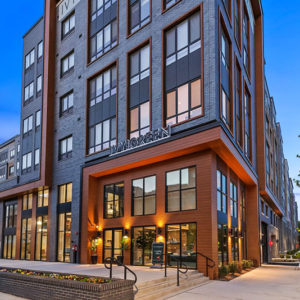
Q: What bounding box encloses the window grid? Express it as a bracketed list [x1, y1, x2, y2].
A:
[34, 149, 40, 167]
[23, 115, 33, 135]
[132, 175, 156, 216]
[60, 92, 74, 116]
[244, 89, 251, 159]
[62, 13, 75, 39]
[230, 182, 238, 219]
[166, 167, 196, 212]
[36, 75, 42, 95]
[38, 41, 43, 59]
[36, 110, 41, 128]
[22, 194, 33, 211]
[22, 153, 32, 174]
[25, 49, 35, 69]
[129, 0, 151, 35]
[164, 0, 181, 10]
[59, 136, 73, 160]
[91, 0, 117, 21]
[21, 217, 32, 260]
[38, 188, 49, 207]
[24, 82, 34, 103]
[104, 182, 124, 219]
[61, 52, 74, 77]
[243, 9, 250, 74]
[59, 183, 73, 204]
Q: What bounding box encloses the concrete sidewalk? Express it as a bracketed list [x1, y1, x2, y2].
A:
[0, 259, 177, 285]
[166, 264, 300, 300]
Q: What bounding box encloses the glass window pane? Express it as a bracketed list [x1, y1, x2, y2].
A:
[167, 91, 176, 118]
[182, 189, 196, 210]
[140, 102, 149, 128]
[144, 176, 156, 195]
[67, 183, 72, 202]
[130, 1, 140, 29]
[177, 20, 188, 50]
[140, 45, 150, 72]
[95, 123, 102, 146]
[177, 84, 189, 114]
[168, 191, 180, 211]
[166, 28, 176, 57]
[134, 197, 143, 216]
[130, 52, 139, 77]
[133, 179, 143, 197]
[190, 13, 200, 43]
[167, 170, 180, 191]
[191, 79, 201, 108]
[141, 0, 150, 21]
[130, 108, 139, 132]
[144, 195, 155, 215]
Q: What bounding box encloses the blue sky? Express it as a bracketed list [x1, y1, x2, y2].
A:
[0, 1, 299, 209]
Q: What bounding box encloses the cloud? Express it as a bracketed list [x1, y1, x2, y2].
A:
[0, 112, 20, 144]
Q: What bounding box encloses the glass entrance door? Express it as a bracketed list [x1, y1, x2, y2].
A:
[103, 229, 123, 260]
[166, 223, 197, 268]
[132, 226, 156, 266]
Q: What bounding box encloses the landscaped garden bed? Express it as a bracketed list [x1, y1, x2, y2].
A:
[218, 260, 256, 281]
[0, 267, 135, 300]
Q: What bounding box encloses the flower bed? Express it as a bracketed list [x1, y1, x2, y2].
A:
[218, 260, 256, 281]
[0, 267, 135, 300]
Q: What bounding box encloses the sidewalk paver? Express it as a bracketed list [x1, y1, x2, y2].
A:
[166, 265, 300, 300]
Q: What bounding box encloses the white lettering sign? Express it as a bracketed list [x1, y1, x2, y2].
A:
[58, 0, 80, 21]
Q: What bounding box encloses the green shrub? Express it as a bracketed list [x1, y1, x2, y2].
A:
[280, 254, 284, 258]
[242, 260, 249, 269]
[229, 262, 238, 274]
[219, 265, 229, 278]
[248, 260, 254, 268]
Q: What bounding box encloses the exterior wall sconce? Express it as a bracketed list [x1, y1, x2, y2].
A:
[224, 226, 228, 237]
[96, 230, 102, 238]
[228, 228, 233, 236]
[157, 227, 162, 236]
[124, 229, 129, 238]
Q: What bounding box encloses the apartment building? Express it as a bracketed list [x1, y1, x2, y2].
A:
[0, 0, 297, 278]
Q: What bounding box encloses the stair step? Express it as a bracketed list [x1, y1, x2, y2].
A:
[136, 276, 209, 300]
[136, 271, 202, 289]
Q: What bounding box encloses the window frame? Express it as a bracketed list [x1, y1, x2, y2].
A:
[61, 11, 75, 39]
[222, 0, 232, 24]
[162, 0, 182, 13]
[36, 75, 42, 96]
[217, 170, 227, 214]
[165, 166, 197, 213]
[22, 152, 32, 174]
[25, 48, 35, 70]
[162, 6, 204, 128]
[104, 182, 124, 219]
[23, 115, 33, 136]
[60, 91, 74, 117]
[219, 12, 233, 132]
[234, 0, 241, 50]
[132, 175, 156, 216]
[35, 215, 48, 261]
[235, 57, 243, 148]
[243, 82, 252, 161]
[127, 39, 152, 139]
[61, 51, 75, 77]
[24, 82, 34, 104]
[38, 41, 43, 60]
[127, 0, 152, 37]
[242, 1, 251, 80]
[59, 136, 73, 161]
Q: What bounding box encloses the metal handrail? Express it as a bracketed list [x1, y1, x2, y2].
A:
[173, 256, 188, 286]
[192, 252, 215, 277]
[104, 257, 138, 295]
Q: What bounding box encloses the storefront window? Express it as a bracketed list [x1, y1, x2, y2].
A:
[35, 215, 48, 261]
[231, 227, 239, 261]
[166, 167, 196, 212]
[166, 223, 197, 268]
[218, 224, 228, 266]
[132, 176, 156, 216]
[21, 218, 32, 260]
[38, 189, 49, 207]
[57, 212, 72, 262]
[3, 202, 17, 259]
[132, 226, 156, 266]
[104, 182, 124, 218]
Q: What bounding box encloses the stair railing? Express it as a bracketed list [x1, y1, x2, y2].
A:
[192, 252, 215, 277]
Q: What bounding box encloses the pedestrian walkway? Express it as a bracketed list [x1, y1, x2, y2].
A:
[0, 259, 177, 284]
[166, 264, 300, 300]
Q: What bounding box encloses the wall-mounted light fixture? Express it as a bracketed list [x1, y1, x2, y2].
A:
[124, 229, 129, 238]
[96, 230, 102, 239]
[157, 227, 162, 236]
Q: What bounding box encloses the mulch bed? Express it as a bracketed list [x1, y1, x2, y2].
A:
[219, 268, 256, 281]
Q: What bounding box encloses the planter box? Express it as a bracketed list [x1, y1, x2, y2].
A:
[0, 269, 134, 300]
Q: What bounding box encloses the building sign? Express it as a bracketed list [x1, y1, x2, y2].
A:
[58, 0, 80, 21]
[152, 242, 164, 265]
[110, 127, 171, 156]
[245, 0, 255, 33]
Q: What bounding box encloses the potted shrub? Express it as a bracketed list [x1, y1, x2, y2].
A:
[117, 237, 130, 264]
[90, 239, 98, 264]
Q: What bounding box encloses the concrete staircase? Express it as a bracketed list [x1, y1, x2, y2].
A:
[135, 270, 210, 300]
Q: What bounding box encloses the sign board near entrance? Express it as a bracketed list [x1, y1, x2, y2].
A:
[152, 242, 164, 265]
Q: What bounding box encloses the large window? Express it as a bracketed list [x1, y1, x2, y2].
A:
[36, 75, 42, 95]
[129, 44, 150, 138]
[61, 51, 74, 77]
[104, 182, 124, 218]
[235, 63, 242, 145]
[230, 182, 238, 219]
[266, 143, 270, 186]
[89, 0, 118, 62]
[36, 110, 41, 128]
[59, 183, 72, 204]
[222, 0, 231, 18]
[62, 13, 75, 39]
[24, 82, 34, 102]
[166, 223, 197, 268]
[23, 194, 33, 211]
[165, 11, 202, 126]
[34, 149, 40, 167]
[60, 91, 74, 117]
[59, 136, 73, 160]
[231, 227, 239, 261]
[244, 89, 251, 159]
[35, 215, 48, 261]
[132, 175, 156, 216]
[240, 185, 247, 259]
[25, 49, 35, 69]
[38, 189, 49, 207]
[243, 8, 250, 74]
[88, 66, 117, 154]
[57, 212, 72, 262]
[217, 170, 227, 214]
[218, 224, 228, 266]
[21, 218, 32, 260]
[3, 202, 18, 259]
[23, 115, 33, 135]
[166, 167, 196, 212]
[220, 28, 231, 128]
[22, 152, 32, 174]
[128, 0, 150, 35]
